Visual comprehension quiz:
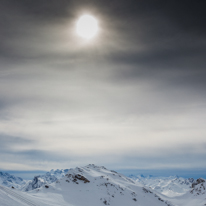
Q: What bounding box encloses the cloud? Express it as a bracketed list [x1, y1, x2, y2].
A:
[0, 134, 33, 151]
[0, 0, 206, 171]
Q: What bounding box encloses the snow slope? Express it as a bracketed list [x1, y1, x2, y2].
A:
[28, 164, 173, 206]
[161, 178, 206, 206]
[0, 185, 40, 206]
[0, 184, 72, 206]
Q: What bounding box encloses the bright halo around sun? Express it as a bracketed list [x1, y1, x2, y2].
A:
[76, 15, 98, 39]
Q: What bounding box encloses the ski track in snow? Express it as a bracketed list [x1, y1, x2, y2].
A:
[0, 185, 39, 206]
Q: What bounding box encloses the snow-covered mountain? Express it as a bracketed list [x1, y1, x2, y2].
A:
[26, 164, 173, 206]
[190, 178, 205, 196]
[129, 174, 195, 197]
[1, 164, 205, 206]
[165, 177, 206, 206]
[128, 174, 146, 183]
[0, 171, 27, 189]
[21, 169, 69, 191]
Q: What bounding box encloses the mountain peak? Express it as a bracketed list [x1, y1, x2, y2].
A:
[85, 164, 108, 170]
[29, 164, 171, 206]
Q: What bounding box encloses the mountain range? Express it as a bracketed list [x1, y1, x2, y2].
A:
[21, 169, 69, 192]
[129, 174, 195, 197]
[0, 171, 27, 189]
[0, 164, 205, 206]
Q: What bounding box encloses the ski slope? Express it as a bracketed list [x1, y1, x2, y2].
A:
[0, 185, 39, 206]
[0, 185, 71, 206]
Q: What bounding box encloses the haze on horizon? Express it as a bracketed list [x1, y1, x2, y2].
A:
[0, 0, 206, 174]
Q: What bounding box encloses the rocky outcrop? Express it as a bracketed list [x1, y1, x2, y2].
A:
[190, 178, 206, 195]
[191, 178, 205, 188]
[65, 173, 90, 184]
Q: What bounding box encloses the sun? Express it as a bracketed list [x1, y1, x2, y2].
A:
[76, 15, 98, 39]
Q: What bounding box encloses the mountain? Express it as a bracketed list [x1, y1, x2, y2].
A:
[21, 169, 69, 191]
[0, 171, 27, 189]
[26, 164, 173, 206]
[190, 178, 205, 196]
[129, 174, 195, 197]
[128, 174, 145, 183]
[166, 178, 206, 206]
[1, 165, 205, 206]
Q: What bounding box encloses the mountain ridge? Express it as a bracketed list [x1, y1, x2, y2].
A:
[21, 168, 69, 192]
[0, 171, 27, 189]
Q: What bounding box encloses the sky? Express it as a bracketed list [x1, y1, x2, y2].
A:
[0, 0, 206, 177]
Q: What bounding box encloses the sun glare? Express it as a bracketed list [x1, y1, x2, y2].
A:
[76, 15, 98, 39]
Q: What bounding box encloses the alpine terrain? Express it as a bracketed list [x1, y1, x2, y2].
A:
[0, 171, 27, 189]
[129, 174, 195, 197]
[0, 164, 173, 206]
[0, 165, 205, 206]
[21, 169, 69, 192]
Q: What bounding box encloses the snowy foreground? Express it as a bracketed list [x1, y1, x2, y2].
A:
[0, 164, 205, 206]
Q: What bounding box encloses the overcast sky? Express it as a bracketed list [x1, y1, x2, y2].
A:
[0, 0, 206, 173]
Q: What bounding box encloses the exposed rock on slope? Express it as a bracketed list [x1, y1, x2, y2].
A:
[190, 178, 206, 195]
